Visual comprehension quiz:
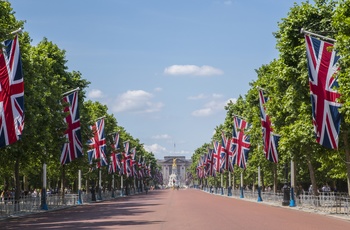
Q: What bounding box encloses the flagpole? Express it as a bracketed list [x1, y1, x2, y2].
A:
[111, 174, 115, 198]
[121, 175, 124, 196]
[41, 162, 48, 210]
[77, 170, 83, 204]
[240, 171, 244, 198]
[95, 116, 106, 122]
[221, 174, 224, 195]
[257, 166, 263, 202]
[233, 113, 247, 120]
[97, 168, 102, 200]
[10, 28, 22, 35]
[300, 28, 336, 43]
[290, 160, 296, 207]
[62, 87, 80, 96]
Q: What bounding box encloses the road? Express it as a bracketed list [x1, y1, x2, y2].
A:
[2, 189, 350, 229]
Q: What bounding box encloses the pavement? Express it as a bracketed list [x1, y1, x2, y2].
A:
[1, 189, 350, 230]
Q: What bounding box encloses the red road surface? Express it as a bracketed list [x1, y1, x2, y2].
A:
[2, 189, 350, 229]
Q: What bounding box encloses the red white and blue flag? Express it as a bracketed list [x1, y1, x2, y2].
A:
[109, 153, 117, 174]
[60, 91, 83, 165]
[108, 132, 121, 174]
[258, 89, 279, 163]
[0, 35, 24, 147]
[305, 35, 341, 149]
[231, 116, 251, 169]
[138, 156, 144, 178]
[220, 131, 234, 172]
[87, 118, 107, 168]
[213, 141, 223, 174]
[130, 147, 138, 177]
[116, 153, 124, 175]
[112, 132, 120, 151]
[196, 157, 204, 179]
[206, 148, 216, 177]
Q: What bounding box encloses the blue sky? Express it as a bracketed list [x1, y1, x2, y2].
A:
[10, 0, 304, 160]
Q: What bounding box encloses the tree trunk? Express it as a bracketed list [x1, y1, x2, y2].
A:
[273, 164, 277, 193]
[306, 154, 318, 196]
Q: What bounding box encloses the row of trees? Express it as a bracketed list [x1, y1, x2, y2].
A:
[190, 0, 350, 195]
[0, 2, 159, 201]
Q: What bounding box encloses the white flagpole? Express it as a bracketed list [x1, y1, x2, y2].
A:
[77, 170, 82, 204]
[300, 28, 336, 43]
[10, 28, 22, 35]
[240, 171, 244, 198]
[121, 175, 124, 196]
[62, 87, 80, 96]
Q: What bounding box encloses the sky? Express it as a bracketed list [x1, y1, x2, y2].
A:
[10, 0, 304, 160]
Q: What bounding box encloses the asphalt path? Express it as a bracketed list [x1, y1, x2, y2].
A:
[2, 189, 350, 229]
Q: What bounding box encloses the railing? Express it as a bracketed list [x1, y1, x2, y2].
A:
[0, 188, 141, 219]
[200, 186, 350, 216]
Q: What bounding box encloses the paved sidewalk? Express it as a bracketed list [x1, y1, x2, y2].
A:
[1, 189, 350, 229]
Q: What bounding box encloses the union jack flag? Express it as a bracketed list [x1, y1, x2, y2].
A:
[112, 132, 120, 151]
[213, 141, 223, 174]
[130, 147, 138, 177]
[116, 153, 124, 175]
[196, 158, 204, 179]
[305, 35, 341, 149]
[60, 91, 83, 165]
[0, 35, 24, 147]
[109, 132, 121, 174]
[138, 156, 144, 178]
[221, 131, 234, 172]
[109, 153, 117, 174]
[206, 148, 216, 177]
[147, 163, 152, 177]
[258, 89, 279, 163]
[122, 141, 132, 177]
[231, 116, 251, 169]
[87, 118, 108, 168]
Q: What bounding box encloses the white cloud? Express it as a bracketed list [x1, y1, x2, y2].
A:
[164, 65, 224, 76]
[112, 90, 163, 113]
[144, 144, 167, 155]
[188, 94, 207, 100]
[152, 134, 172, 140]
[224, 0, 232, 5]
[88, 89, 104, 99]
[154, 87, 163, 92]
[192, 108, 214, 117]
[191, 95, 237, 117]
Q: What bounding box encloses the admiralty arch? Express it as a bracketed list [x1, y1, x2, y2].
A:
[157, 156, 192, 186]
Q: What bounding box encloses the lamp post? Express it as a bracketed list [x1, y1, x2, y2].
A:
[282, 162, 290, 206]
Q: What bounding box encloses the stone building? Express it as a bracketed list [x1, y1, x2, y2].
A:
[157, 156, 192, 186]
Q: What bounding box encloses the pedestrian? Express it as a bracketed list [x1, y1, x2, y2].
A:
[308, 184, 313, 195]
